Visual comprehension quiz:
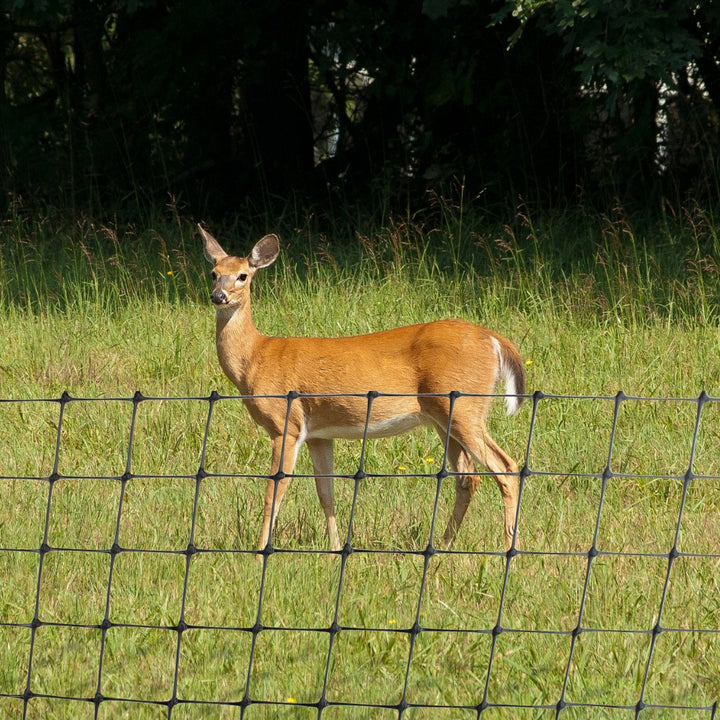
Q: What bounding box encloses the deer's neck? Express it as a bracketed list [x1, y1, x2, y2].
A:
[214, 304, 263, 394]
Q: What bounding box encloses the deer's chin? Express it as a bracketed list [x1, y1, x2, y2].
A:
[213, 298, 242, 310]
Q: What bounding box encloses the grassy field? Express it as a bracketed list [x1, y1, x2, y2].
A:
[0, 203, 719, 718]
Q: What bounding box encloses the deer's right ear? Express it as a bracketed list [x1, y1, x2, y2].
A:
[249, 234, 280, 270]
[198, 225, 228, 265]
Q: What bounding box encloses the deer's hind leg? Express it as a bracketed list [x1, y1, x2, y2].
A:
[435, 414, 520, 551]
[472, 430, 520, 551]
[438, 437, 477, 549]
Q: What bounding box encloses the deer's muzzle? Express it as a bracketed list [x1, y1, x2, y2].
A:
[211, 289, 228, 305]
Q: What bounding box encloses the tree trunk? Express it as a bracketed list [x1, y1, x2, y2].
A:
[239, 2, 314, 199]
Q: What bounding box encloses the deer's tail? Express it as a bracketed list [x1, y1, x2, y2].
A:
[492, 335, 526, 416]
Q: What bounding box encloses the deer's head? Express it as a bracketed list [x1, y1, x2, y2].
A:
[199, 225, 279, 310]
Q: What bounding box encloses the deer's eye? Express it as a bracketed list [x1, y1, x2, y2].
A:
[238, 273, 248, 282]
[210, 271, 218, 281]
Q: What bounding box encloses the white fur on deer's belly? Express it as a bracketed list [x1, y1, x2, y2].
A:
[306, 412, 428, 440]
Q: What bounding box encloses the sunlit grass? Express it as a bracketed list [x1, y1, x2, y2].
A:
[0, 203, 719, 717]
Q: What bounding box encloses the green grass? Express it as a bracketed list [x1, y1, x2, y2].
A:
[0, 203, 719, 718]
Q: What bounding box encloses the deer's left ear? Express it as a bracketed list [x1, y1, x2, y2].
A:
[199, 225, 228, 265]
[249, 234, 280, 270]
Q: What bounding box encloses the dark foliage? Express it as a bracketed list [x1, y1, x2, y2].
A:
[1, 0, 719, 222]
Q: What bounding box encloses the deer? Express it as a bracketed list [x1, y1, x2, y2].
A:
[199, 225, 525, 557]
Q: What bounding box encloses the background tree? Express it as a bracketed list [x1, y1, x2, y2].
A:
[1, 0, 718, 220]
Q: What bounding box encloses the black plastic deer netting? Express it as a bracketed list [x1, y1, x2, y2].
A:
[0, 390, 718, 719]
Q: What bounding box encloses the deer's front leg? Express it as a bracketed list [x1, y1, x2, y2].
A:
[307, 438, 341, 551]
[257, 434, 301, 558]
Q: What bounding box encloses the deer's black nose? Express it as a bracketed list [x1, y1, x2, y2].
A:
[211, 289, 228, 305]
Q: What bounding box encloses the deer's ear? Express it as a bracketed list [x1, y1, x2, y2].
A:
[198, 225, 228, 265]
[249, 234, 280, 270]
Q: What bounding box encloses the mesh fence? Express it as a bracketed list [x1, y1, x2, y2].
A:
[0, 390, 718, 719]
